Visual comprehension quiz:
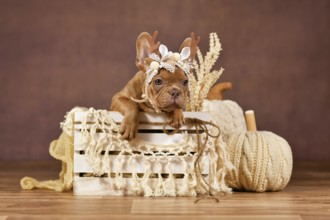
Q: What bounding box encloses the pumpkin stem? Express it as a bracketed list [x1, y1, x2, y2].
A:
[245, 110, 257, 131]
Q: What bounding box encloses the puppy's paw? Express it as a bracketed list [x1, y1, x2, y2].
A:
[169, 110, 185, 129]
[119, 116, 138, 141]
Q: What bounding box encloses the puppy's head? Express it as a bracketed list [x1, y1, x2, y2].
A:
[148, 68, 188, 112]
[135, 31, 200, 112]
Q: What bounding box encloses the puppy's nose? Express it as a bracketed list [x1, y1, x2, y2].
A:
[170, 88, 180, 98]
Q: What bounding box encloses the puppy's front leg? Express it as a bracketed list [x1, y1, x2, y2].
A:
[167, 109, 185, 129]
[111, 96, 139, 140]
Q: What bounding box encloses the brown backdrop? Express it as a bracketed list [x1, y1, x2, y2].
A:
[1, 0, 329, 161]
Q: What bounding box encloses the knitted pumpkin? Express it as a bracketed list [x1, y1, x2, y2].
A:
[202, 100, 247, 139]
[226, 110, 293, 192]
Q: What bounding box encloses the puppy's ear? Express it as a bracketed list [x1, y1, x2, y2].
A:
[179, 32, 200, 61]
[136, 31, 160, 71]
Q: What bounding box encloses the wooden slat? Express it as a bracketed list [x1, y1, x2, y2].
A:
[137, 123, 197, 130]
[73, 131, 112, 150]
[74, 111, 211, 124]
[0, 215, 305, 220]
[74, 123, 198, 131]
[73, 131, 195, 149]
[74, 151, 209, 174]
[134, 133, 187, 144]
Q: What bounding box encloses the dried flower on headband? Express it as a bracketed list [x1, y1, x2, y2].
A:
[146, 44, 192, 83]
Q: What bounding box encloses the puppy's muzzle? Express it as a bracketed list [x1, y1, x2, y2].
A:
[169, 88, 181, 99]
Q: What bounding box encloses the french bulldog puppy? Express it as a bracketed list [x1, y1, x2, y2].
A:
[110, 31, 200, 140]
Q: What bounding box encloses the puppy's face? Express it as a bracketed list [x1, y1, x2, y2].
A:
[148, 68, 188, 112]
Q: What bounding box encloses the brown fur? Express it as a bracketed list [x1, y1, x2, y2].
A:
[110, 31, 199, 140]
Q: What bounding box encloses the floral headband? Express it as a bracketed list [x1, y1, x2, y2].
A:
[131, 44, 192, 112]
[145, 44, 192, 83]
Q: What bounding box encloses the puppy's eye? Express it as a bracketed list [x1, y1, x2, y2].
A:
[183, 79, 189, 86]
[154, 79, 163, 85]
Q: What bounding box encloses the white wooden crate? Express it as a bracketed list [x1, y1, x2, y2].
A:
[73, 111, 211, 196]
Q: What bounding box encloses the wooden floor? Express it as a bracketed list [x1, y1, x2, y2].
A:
[0, 161, 329, 220]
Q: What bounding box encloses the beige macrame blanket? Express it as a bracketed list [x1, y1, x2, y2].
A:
[20, 107, 233, 196]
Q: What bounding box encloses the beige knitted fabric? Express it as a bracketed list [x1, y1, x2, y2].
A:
[202, 100, 247, 140]
[226, 131, 293, 192]
[20, 107, 87, 192]
[20, 131, 74, 191]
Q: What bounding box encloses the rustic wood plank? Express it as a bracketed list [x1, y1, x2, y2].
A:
[1, 161, 330, 219]
[301, 216, 330, 220]
[5, 214, 303, 220]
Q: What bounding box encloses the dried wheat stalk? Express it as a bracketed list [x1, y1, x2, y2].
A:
[186, 32, 224, 111]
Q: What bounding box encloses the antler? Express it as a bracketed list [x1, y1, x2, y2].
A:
[189, 32, 201, 60]
[147, 31, 160, 54]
